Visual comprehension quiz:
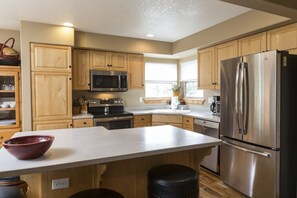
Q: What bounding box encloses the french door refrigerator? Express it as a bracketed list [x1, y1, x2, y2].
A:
[220, 50, 297, 198]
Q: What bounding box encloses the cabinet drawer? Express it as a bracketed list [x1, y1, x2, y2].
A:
[134, 115, 151, 124]
[73, 119, 93, 128]
[152, 115, 182, 124]
[183, 116, 193, 125]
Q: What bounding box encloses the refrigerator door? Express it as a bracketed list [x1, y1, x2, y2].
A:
[242, 51, 279, 148]
[221, 57, 243, 140]
[221, 137, 279, 198]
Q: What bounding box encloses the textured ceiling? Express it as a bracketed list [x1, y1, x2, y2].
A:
[0, 0, 250, 42]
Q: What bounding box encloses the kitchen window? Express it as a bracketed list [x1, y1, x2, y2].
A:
[180, 59, 203, 98]
[145, 62, 177, 98]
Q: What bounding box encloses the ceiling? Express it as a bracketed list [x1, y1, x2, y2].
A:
[0, 0, 250, 42]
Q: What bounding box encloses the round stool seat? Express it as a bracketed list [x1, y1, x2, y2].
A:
[69, 188, 124, 198]
[148, 164, 198, 198]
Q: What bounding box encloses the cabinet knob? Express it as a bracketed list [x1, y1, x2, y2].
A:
[141, 118, 144, 121]
[0, 136, 3, 140]
[83, 122, 87, 124]
[69, 65, 72, 68]
[187, 120, 189, 122]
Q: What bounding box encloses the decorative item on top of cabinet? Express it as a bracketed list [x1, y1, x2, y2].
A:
[90, 51, 127, 71]
[31, 43, 72, 131]
[238, 32, 267, 56]
[73, 119, 93, 128]
[127, 54, 144, 89]
[73, 49, 90, 90]
[198, 40, 238, 90]
[152, 115, 182, 128]
[134, 115, 151, 128]
[267, 23, 297, 51]
[31, 43, 72, 72]
[182, 116, 194, 131]
[0, 66, 21, 130]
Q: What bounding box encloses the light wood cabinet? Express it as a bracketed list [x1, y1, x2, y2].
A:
[238, 32, 267, 56]
[198, 40, 238, 90]
[32, 120, 72, 131]
[90, 51, 127, 71]
[0, 128, 20, 148]
[289, 48, 297, 55]
[31, 43, 72, 131]
[134, 115, 151, 128]
[31, 43, 72, 72]
[72, 49, 90, 90]
[0, 66, 21, 130]
[152, 115, 183, 128]
[73, 118, 93, 128]
[182, 116, 194, 131]
[127, 54, 144, 89]
[267, 23, 297, 51]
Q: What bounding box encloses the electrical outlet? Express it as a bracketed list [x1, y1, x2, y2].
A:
[52, 178, 69, 190]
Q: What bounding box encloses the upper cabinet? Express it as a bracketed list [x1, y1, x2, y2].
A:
[238, 32, 267, 56]
[267, 23, 297, 51]
[198, 40, 238, 90]
[90, 51, 127, 71]
[0, 66, 21, 130]
[31, 43, 72, 72]
[127, 54, 144, 89]
[73, 49, 90, 90]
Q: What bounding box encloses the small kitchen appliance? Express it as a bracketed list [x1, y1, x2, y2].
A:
[210, 96, 220, 116]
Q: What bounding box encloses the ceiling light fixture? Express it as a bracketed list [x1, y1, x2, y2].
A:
[146, 33, 154, 38]
[63, 22, 74, 27]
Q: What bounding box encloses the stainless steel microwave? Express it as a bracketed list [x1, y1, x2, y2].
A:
[90, 70, 128, 92]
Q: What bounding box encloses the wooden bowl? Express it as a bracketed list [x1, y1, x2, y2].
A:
[3, 135, 55, 160]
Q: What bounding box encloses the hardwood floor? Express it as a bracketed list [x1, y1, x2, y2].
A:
[199, 168, 247, 198]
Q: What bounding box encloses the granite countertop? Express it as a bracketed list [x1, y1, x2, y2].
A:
[0, 125, 221, 177]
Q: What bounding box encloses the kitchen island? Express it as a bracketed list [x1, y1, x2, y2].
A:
[0, 125, 221, 198]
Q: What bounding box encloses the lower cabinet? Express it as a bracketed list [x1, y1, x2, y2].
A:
[182, 116, 194, 131]
[152, 115, 183, 128]
[0, 128, 21, 148]
[133, 115, 151, 128]
[73, 118, 93, 128]
[33, 120, 72, 131]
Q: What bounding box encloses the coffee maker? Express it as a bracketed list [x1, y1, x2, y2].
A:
[210, 96, 220, 116]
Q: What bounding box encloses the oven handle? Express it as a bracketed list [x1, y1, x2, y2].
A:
[94, 116, 133, 122]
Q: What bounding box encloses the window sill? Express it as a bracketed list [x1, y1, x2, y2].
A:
[183, 98, 205, 105]
[143, 98, 170, 104]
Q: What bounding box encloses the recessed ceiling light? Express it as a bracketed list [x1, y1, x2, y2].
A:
[63, 22, 74, 27]
[146, 33, 154, 38]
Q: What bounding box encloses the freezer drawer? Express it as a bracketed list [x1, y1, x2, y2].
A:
[220, 137, 279, 198]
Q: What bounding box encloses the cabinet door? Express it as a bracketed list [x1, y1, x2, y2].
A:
[238, 32, 267, 56]
[90, 51, 109, 70]
[216, 40, 238, 90]
[31, 43, 71, 72]
[0, 128, 20, 147]
[127, 54, 144, 89]
[198, 47, 216, 89]
[73, 49, 90, 90]
[33, 120, 72, 131]
[182, 116, 194, 131]
[31, 72, 72, 121]
[267, 23, 297, 51]
[0, 67, 21, 129]
[110, 52, 127, 71]
[289, 48, 297, 55]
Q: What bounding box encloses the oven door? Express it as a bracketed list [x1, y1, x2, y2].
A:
[94, 116, 133, 130]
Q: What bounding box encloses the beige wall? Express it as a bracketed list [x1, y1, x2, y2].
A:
[0, 29, 20, 53]
[20, 21, 74, 131]
[173, 10, 289, 54]
[75, 31, 172, 55]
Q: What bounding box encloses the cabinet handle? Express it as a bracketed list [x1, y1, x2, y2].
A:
[141, 118, 144, 121]
[70, 124, 73, 127]
[69, 65, 72, 68]
[69, 78, 72, 80]
[0, 136, 3, 139]
[83, 122, 87, 124]
[187, 120, 189, 122]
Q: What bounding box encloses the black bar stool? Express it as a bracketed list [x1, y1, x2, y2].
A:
[68, 188, 124, 198]
[147, 164, 198, 198]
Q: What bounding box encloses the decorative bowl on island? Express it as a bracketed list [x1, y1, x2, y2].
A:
[3, 135, 55, 160]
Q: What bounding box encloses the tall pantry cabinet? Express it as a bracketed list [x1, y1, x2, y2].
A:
[31, 43, 72, 130]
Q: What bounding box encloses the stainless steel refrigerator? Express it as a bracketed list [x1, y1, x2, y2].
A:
[220, 50, 297, 198]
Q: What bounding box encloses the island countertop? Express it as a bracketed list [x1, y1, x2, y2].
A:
[0, 125, 221, 177]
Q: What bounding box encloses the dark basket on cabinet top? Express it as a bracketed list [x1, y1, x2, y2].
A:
[0, 37, 21, 66]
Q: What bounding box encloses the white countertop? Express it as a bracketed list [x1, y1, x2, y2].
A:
[0, 125, 221, 177]
[129, 109, 220, 123]
[72, 113, 94, 119]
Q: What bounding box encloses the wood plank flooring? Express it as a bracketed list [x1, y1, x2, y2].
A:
[199, 168, 247, 198]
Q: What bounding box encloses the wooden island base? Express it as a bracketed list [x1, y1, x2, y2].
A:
[21, 148, 211, 198]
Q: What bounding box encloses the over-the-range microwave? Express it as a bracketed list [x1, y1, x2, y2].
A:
[90, 70, 128, 92]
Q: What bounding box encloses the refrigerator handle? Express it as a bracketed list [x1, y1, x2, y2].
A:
[235, 63, 242, 133]
[242, 62, 249, 134]
[222, 141, 271, 158]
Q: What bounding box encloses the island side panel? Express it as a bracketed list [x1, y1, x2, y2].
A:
[99, 148, 211, 198]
